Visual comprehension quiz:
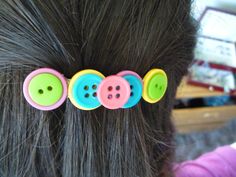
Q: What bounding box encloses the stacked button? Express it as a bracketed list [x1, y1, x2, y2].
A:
[97, 75, 131, 109]
[117, 71, 143, 108]
[68, 69, 105, 110]
[142, 69, 168, 103]
[23, 68, 68, 111]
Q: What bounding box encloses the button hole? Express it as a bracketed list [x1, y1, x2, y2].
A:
[159, 86, 163, 90]
[85, 93, 90, 98]
[130, 85, 133, 89]
[47, 86, 53, 91]
[116, 86, 120, 91]
[38, 89, 44, 94]
[116, 94, 120, 99]
[92, 85, 97, 90]
[130, 92, 134, 97]
[155, 84, 158, 88]
[93, 92, 97, 97]
[108, 86, 113, 91]
[84, 86, 89, 91]
[108, 94, 113, 99]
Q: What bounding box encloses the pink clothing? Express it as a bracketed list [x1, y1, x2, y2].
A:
[174, 146, 236, 177]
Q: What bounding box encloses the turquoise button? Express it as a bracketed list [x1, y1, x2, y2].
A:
[72, 74, 103, 109]
[122, 75, 143, 108]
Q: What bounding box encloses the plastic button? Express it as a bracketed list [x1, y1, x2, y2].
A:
[97, 75, 130, 109]
[23, 68, 68, 111]
[143, 69, 168, 103]
[117, 71, 143, 108]
[68, 70, 105, 110]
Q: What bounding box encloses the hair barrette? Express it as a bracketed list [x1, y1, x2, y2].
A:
[23, 68, 168, 111]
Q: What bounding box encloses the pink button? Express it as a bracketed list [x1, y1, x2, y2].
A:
[23, 68, 68, 111]
[97, 75, 131, 109]
[117, 70, 143, 83]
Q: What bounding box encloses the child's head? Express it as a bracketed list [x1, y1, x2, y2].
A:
[0, 0, 196, 177]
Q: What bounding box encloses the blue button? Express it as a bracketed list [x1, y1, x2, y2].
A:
[122, 75, 143, 108]
[72, 74, 103, 110]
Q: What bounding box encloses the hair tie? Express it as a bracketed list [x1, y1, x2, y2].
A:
[23, 68, 168, 111]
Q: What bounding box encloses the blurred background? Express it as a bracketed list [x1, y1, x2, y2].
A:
[192, 0, 236, 19]
[174, 0, 236, 162]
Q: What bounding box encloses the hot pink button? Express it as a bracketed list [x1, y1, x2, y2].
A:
[97, 75, 131, 109]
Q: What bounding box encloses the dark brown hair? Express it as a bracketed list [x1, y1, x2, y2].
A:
[0, 0, 196, 177]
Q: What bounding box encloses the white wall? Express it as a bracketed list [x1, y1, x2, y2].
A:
[193, 0, 236, 19]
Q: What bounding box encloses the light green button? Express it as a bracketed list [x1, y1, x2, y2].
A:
[28, 73, 63, 106]
[147, 73, 167, 101]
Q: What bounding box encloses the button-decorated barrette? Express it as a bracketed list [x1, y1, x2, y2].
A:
[23, 68, 168, 111]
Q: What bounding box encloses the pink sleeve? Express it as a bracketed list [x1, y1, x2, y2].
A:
[174, 146, 236, 177]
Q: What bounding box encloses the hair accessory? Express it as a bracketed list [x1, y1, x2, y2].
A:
[68, 69, 105, 110]
[142, 69, 168, 103]
[23, 68, 168, 111]
[23, 68, 68, 111]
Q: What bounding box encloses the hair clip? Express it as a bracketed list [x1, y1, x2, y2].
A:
[23, 68, 168, 111]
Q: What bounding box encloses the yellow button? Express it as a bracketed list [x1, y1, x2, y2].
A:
[68, 69, 105, 110]
[142, 69, 168, 103]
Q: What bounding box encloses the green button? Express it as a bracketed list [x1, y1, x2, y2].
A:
[28, 73, 63, 106]
[147, 73, 167, 101]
